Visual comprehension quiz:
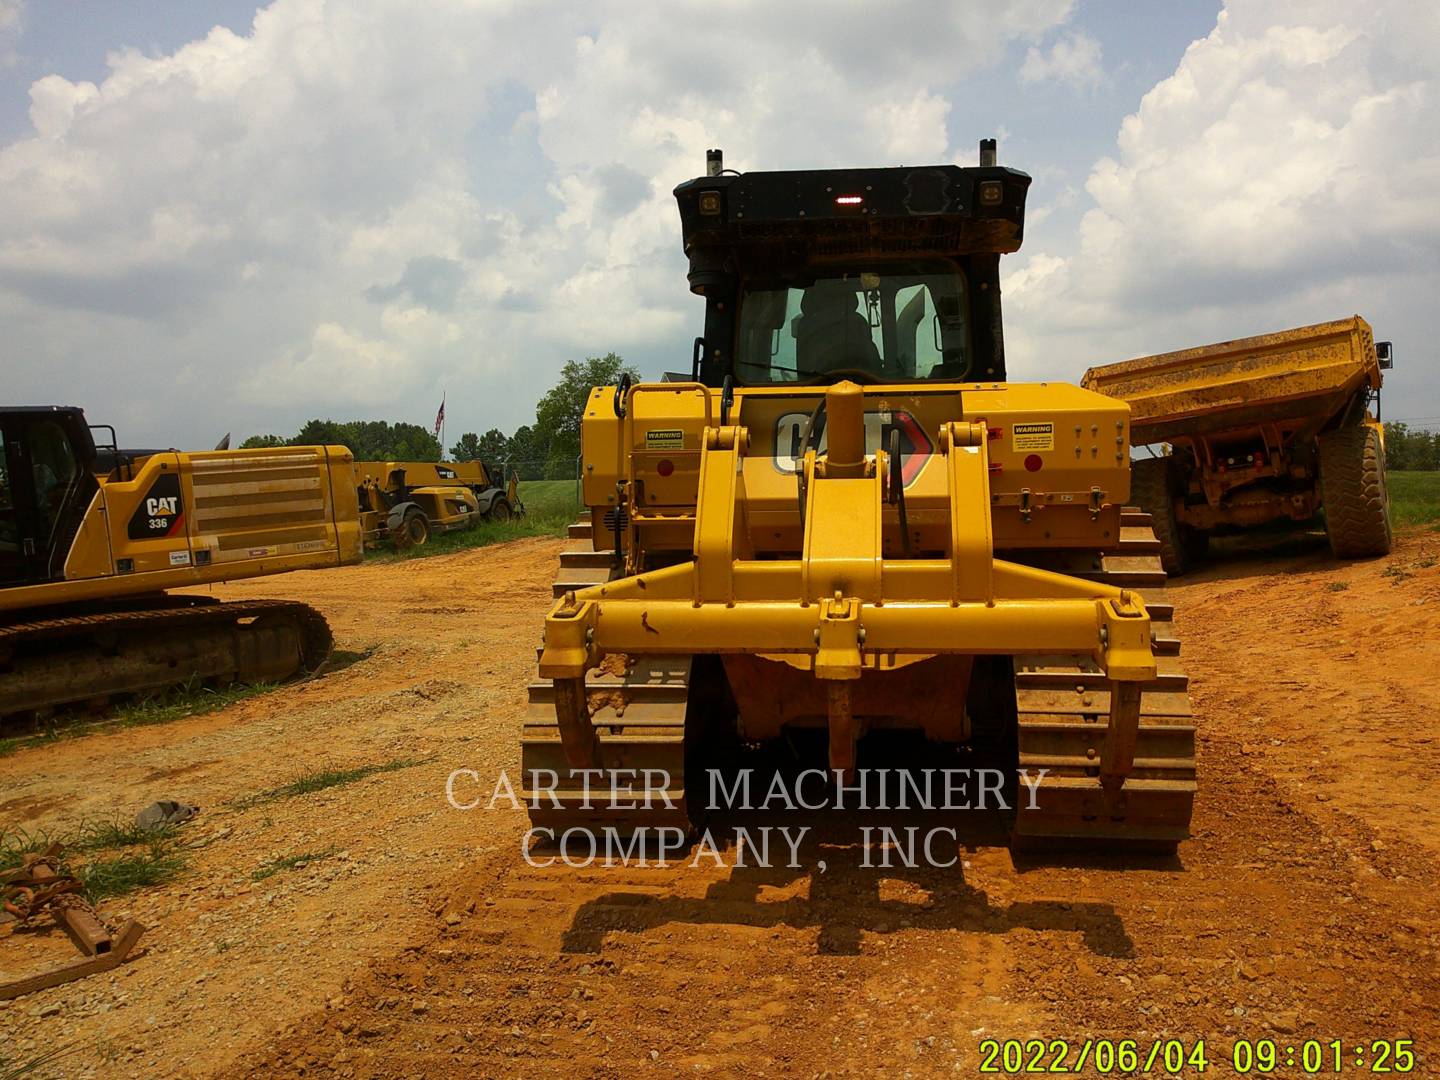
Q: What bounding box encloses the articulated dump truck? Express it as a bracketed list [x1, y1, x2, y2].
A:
[1, 406, 362, 719]
[523, 145, 1196, 853]
[1083, 318, 1393, 574]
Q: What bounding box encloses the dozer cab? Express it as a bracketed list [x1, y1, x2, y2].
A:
[1, 407, 362, 719]
[523, 144, 1196, 853]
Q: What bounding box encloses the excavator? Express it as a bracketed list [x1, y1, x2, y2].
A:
[522, 143, 1197, 853]
[0, 407, 362, 719]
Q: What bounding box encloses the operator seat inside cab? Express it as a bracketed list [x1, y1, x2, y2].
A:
[794, 280, 881, 376]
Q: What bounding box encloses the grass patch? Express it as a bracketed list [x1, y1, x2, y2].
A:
[366, 478, 583, 563]
[0, 826, 54, 873]
[250, 845, 340, 882]
[1389, 471, 1440, 527]
[0, 679, 277, 759]
[1, 818, 186, 902]
[1326, 581, 1349, 592]
[239, 754, 432, 806]
[72, 817, 178, 852]
[2, 1045, 78, 1080]
[367, 516, 561, 562]
[520, 478, 585, 522]
[107, 679, 277, 729]
[79, 841, 186, 902]
[0, 817, 179, 873]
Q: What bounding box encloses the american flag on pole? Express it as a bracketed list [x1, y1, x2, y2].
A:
[433, 395, 445, 436]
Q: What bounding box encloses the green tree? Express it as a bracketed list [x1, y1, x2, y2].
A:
[449, 432, 482, 461]
[476, 428, 509, 462]
[292, 419, 344, 448]
[290, 419, 440, 461]
[505, 424, 541, 479]
[240, 434, 286, 449]
[1383, 422, 1439, 471]
[533, 353, 639, 476]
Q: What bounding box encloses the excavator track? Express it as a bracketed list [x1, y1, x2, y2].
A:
[1010, 510, 1197, 853]
[0, 598, 333, 719]
[521, 516, 693, 840]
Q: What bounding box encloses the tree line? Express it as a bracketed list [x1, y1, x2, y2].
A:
[241, 353, 639, 479]
[244, 374, 1439, 478]
[1382, 422, 1440, 471]
[241, 419, 441, 461]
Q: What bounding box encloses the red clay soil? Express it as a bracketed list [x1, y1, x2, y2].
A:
[2, 529, 1438, 1077]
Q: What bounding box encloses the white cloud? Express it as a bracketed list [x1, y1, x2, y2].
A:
[1019, 31, 1103, 88]
[0, 0, 21, 67]
[16, 0, 1432, 440]
[0, 0, 1076, 446]
[1005, 0, 1440, 413]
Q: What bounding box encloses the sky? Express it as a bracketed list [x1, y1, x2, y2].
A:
[1, 0, 1437, 450]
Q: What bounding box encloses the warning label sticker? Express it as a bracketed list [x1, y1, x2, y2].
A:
[1011, 421, 1055, 452]
[645, 429, 684, 450]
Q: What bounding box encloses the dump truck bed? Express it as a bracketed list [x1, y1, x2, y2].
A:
[1081, 317, 1382, 446]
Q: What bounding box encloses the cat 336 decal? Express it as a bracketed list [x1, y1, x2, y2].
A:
[127, 472, 185, 540]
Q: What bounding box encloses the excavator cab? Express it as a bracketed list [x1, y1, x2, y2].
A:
[0, 407, 96, 587]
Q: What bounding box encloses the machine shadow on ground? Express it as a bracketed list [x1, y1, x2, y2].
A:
[1182, 527, 1334, 584]
[555, 735, 1142, 958]
[558, 814, 1136, 959]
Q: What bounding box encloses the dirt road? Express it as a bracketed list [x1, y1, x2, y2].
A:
[2, 528, 1438, 1077]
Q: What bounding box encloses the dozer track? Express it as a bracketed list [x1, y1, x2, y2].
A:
[0, 598, 333, 719]
[524, 514, 1195, 853]
[1010, 510, 1197, 852]
[522, 516, 693, 839]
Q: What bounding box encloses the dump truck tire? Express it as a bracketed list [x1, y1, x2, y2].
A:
[1130, 457, 1191, 576]
[1318, 424, 1392, 559]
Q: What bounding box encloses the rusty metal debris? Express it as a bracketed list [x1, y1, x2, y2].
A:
[0, 844, 146, 1000]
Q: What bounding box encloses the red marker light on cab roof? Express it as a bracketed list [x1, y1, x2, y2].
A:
[835, 195, 863, 206]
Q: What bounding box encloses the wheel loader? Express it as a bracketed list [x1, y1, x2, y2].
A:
[523, 143, 1196, 853]
[1082, 318, 1393, 575]
[0, 407, 362, 719]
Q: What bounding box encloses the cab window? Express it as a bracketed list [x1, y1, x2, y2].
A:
[0, 428, 11, 516]
[0, 428, 17, 564]
[736, 260, 968, 383]
[27, 420, 78, 544]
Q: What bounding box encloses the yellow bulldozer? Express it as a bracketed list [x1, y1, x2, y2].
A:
[522, 144, 1196, 853]
[1082, 318, 1393, 574]
[0, 407, 362, 719]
